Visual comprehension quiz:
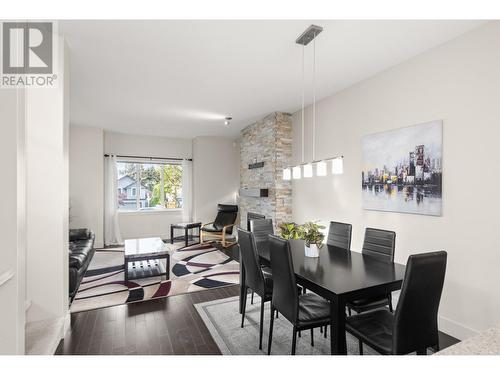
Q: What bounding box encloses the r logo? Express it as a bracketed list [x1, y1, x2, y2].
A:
[2, 22, 53, 74]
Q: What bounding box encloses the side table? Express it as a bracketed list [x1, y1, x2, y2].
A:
[170, 222, 202, 247]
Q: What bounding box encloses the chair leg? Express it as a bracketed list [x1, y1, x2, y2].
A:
[276, 310, 279, 318]
[330, 321, 334, 355]
[310, 328, 314, 347]
[303, 286, 307, 294]
[348, 307, 352, 316]
[251, 291, 254, 305]
[291, 327, 297, 355]
[259, 299, 265, 350]
[359, 340, 363, 355]
[241, 287, 247, 328]
[324, 325, 327, 338]
[388, 294, 394, 312]
[298, 330, 301, 337]
[200, 230, 204, 243]
[268, 305, 275, 355]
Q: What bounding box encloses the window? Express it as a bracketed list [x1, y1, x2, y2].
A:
[117, 160, 183, 211]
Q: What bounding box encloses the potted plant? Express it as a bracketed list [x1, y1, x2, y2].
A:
[279, 222, 300, 240]
[299, 221, 325, 258]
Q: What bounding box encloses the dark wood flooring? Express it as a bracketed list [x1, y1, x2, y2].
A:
[57, 243, 459, 355]
[56, 285, 240, 355]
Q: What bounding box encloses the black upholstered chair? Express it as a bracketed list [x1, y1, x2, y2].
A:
[267, 235, 333, 355]
[346, 251, 447, 355]
[327, 221, 352, 250]
[200, 204, 238, 248]
[249, 218, 274, 247]
[248, 218, 274, 305]
[238, 229, 273, 350]
[347, 227, 396, 315]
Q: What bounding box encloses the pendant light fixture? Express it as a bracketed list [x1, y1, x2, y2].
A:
[332, 156, 344, 174]
[282, 25, 344, 180]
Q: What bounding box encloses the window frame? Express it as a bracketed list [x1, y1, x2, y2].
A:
[116, 158, 183, 213]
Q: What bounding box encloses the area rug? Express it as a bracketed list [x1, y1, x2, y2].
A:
[70, 242, 240, 313]
[195, 295, 378, 355]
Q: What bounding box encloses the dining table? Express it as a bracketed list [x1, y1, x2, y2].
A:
[239, 238, 407, 355]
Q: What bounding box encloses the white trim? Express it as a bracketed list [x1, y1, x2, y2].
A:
[0, 269, 14, 287]
[438, 314, 479, 340]
[118, 208, 182, 216]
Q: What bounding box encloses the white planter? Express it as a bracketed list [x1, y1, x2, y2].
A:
[305, 244, 319, 258]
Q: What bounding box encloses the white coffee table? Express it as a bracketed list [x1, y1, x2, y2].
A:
[124, 237, 170, 282]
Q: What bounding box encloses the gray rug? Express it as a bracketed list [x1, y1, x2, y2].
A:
[195, 294, 379, 355]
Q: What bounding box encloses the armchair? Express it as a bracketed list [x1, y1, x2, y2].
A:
[200, 204, 239, 248]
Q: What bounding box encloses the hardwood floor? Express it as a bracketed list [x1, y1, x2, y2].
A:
[56, 285, 240, 355]
[57, 241, 459, 355]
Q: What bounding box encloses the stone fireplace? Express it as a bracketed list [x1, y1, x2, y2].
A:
[238, 112, 292, 229]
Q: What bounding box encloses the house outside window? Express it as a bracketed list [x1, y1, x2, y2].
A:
[116, 160, 183, 211]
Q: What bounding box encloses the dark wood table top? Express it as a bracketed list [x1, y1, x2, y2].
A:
[171, 222, 202, 229]
[258, 239, 406, 300]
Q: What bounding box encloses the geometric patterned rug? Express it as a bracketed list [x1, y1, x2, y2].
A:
[70, 241, 240, 313]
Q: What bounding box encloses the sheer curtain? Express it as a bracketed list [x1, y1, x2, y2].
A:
[182, 159, 193, 223]
[104, 155, 122, 245]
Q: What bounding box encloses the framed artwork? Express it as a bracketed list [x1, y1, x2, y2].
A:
[361, 120, 443, 216]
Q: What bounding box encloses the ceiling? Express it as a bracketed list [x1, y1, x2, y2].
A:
[61, 20, 485, 138]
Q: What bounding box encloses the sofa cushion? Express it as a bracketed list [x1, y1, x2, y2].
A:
[69, 228, 91, 241]
[69, 253, 87, 269]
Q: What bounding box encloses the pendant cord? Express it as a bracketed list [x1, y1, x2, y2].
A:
[301, 44, 305, 164]
[312, 34, 316, 162]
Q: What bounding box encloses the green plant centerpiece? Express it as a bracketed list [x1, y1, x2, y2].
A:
[300, 221, 325, 248]
[279, 222, 300, 240]
[299, 221, 325, 258]
[279, 221, 325, 257]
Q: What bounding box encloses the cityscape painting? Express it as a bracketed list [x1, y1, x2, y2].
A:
[361, 121, 443, 216]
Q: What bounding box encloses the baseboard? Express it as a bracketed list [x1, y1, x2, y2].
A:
[62, 311, 71, 338]
[438, 315, 479, 341]
[392, 291, 476, 341]
[26, 314, 68, 355]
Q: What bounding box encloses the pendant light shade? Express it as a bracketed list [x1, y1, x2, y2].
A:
[332, 157, 344, 175]
[316, 161, 327, 176]
[283, 167, 292, 181]
[303, 163, 313, 178]
[292, 166, 302, 179]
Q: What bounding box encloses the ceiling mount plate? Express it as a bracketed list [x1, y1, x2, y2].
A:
[295, 25, 323, 46]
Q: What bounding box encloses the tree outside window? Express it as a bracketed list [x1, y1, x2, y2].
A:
[117, 161, 183, 211]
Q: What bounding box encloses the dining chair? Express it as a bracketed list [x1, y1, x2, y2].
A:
[237, 229, 273, 350]
[248, 219, 274, 305]
[267, 235, 333, 355]
[249, 218, 274, 246]
[326, 221, 352, 250]
[346, 251, 447, 355]
[347, 227, 396, 315]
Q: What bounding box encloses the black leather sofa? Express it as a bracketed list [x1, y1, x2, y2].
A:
[69, 228, 95, 300]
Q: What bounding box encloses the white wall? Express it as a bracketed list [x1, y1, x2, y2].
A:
[192, 137, 240, 224]
[104, 131, 192, 159]
[291, 22, 500, 340]
[70, 130, 240, 241]
[26, 37, 70, 332]
[69, 125, 104, 247]
[104, 131, 192, 240]
[0, 87, 26, 354]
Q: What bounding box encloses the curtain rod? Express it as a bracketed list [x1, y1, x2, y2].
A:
[104, 154, 192, 161]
